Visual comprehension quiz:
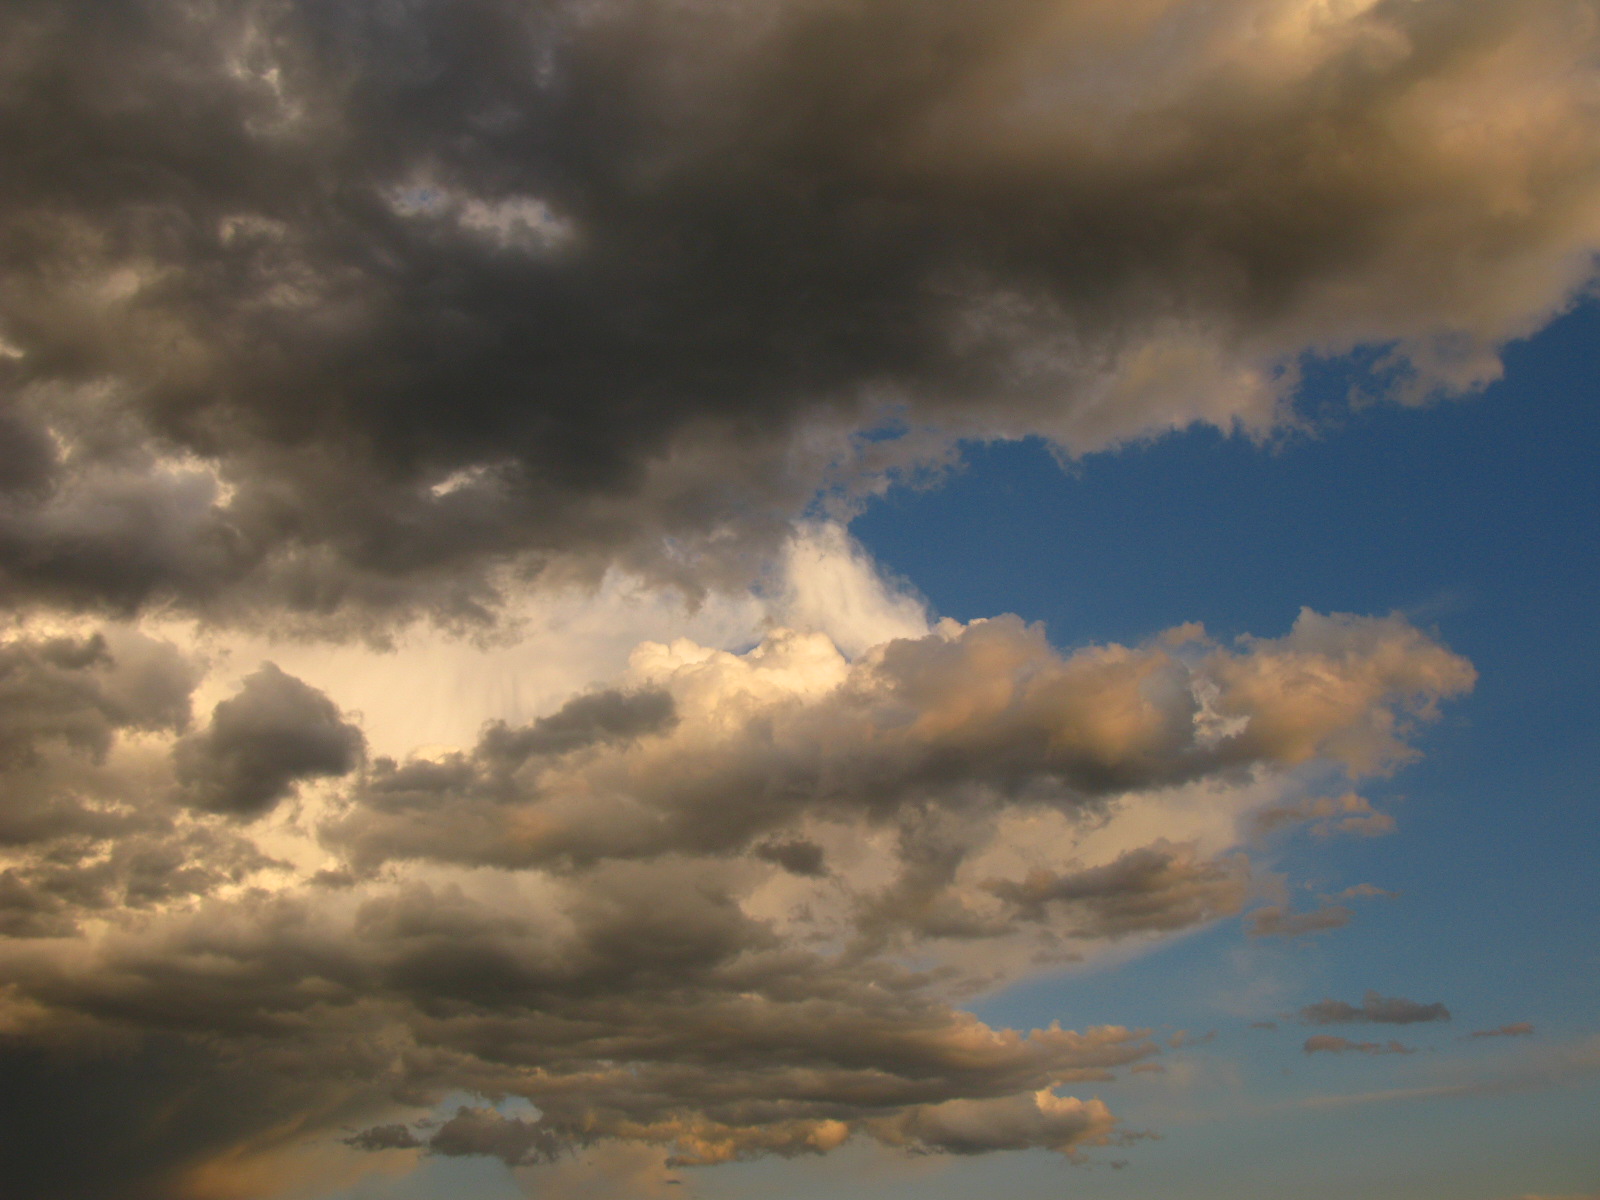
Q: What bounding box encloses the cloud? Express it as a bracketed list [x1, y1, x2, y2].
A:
[174, 663, 365, 819]
[424, 1106, 564, 1167]
[869, 1089, 1121, 1159]
[1252, 792, 1396, 838]
[0, 0, 1596, 625]
[1244, 904, 1352, 938]
[0, 0, 1577, 1192]
[1303, 1036, 1416, 1056]
[985, 845, 1249, 939]
[0, 603, 1474, 1197]
[1470, 1023, 1535, 1039]
[1298, 991, 1451, 1026]
[325, 609, 1472, 874]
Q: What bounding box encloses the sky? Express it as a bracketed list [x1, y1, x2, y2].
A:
[0, 2, 1596, 1199]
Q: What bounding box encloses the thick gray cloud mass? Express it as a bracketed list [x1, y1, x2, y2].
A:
[174, 662, 364, 817]
[0, 0, 1596, 624]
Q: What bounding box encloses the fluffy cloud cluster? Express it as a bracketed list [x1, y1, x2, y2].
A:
[0, 0, 1596, 625]
[0, 600, 1473, 1197]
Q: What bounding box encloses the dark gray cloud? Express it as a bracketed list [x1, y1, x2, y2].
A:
[175, 663, 364, 818]
[0, 861, 1159, 1190]
[476, 687, 676, 762]
[1298, 991, 1451, 1026]
[753, 836, 829, 877]
[0, 628, 195, 847]
[424, 1106, 565, 1167]
[0, 0, 1595, 625]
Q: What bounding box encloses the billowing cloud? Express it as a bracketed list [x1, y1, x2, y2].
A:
[0, 0, 1596, 624]
[1298, 991, 1452, 1026]
[325, 609, 1473, 874]
[0, 605, 1473, 1196]
[174, 663, 364, 819]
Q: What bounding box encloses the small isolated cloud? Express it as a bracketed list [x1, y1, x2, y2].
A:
[1298, 991, 1451, 1026]
[1246, 904, 1352, 938]
[1327, 883, 1399, 902]
[1303, 1036, 1416, 1056]
[1471, 1023, 1536, 1039]
[1250, 1021, 1279, 1032]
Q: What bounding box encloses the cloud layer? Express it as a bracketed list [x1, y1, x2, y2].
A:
[1, 0, 1597, 624]
[0, 602, 1473, 1196]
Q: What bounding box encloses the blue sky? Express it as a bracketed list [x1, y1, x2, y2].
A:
[849, 300, 1600, 1200]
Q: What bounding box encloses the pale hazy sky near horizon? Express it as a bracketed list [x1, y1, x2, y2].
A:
[0, 3, 1596, 1198]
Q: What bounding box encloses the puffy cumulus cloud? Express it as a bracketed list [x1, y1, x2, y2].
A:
[0, 604, 1475, 1197]
[175, 663, 364, 819]
[0, 0, 1597, 625]
[1303, 1035, 1416, 1055]
[1298, 991, 1451, 1026]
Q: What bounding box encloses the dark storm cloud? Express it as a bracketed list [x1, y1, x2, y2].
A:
[0, 628, 296, 941]
[1298, 990, 1452, 1026]
[174, 662, 364, 818]
[1, 0, 1596, 624]
[0, 628, 196, 846]
[0, 859, 1159, 1190]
